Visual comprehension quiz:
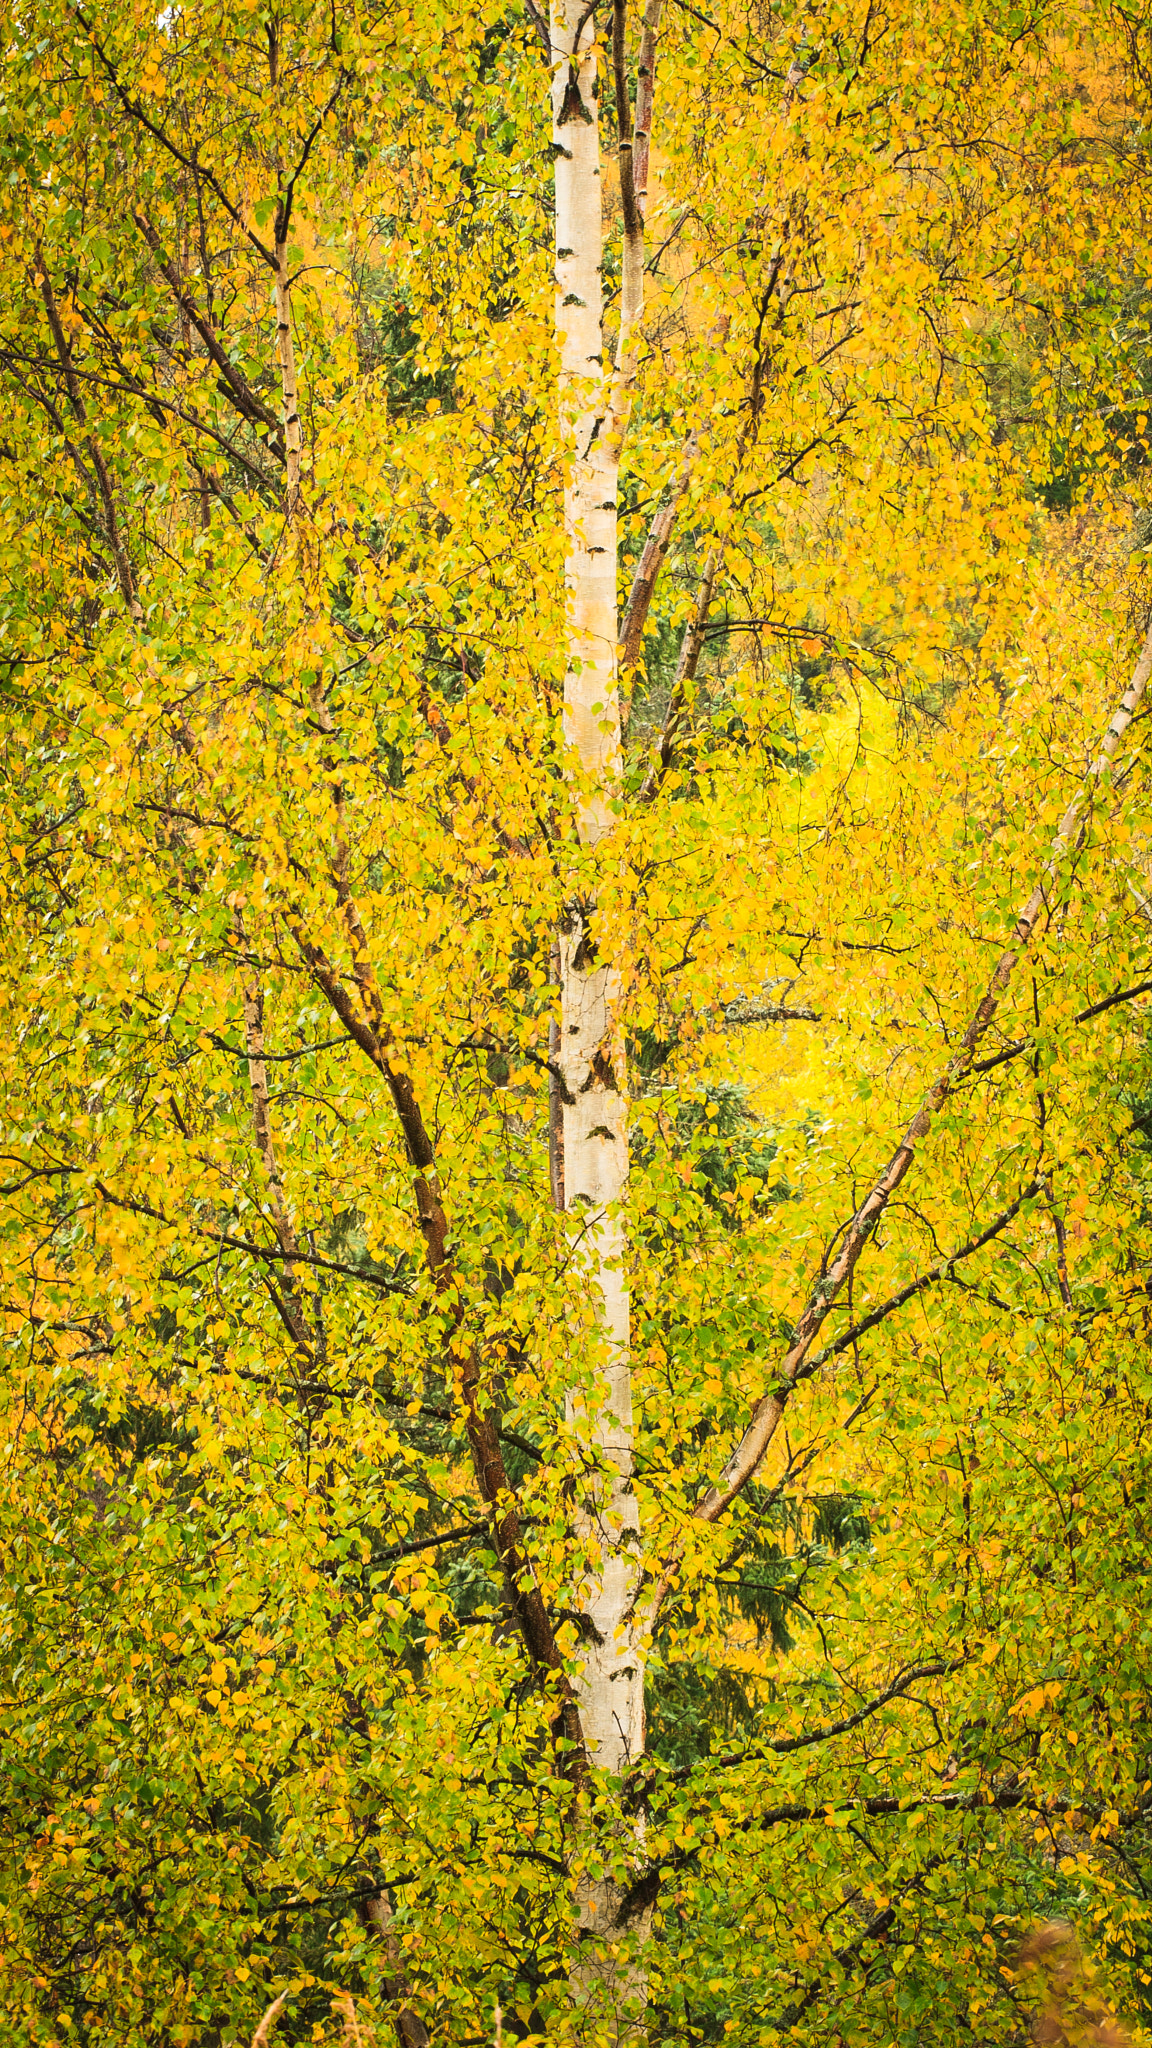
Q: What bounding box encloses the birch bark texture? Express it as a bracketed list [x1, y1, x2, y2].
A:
[550, 0, 643, 1813]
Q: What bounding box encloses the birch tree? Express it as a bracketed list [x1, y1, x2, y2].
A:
[2, 1, 1152, 2044]
[551, 0, 651, 1862]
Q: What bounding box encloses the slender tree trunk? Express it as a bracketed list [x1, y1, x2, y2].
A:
[274, 227, 302, 517]
[550, 0, 648, 2007]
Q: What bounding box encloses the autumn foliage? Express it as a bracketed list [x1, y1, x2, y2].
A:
[1, 0, 1152, 2042]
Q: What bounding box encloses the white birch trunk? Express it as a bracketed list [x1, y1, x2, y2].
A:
[550, 0, 646, 1992]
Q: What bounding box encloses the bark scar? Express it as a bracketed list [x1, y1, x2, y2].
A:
[557, 72, 595, 126]
[581, 1047, 618, 1092]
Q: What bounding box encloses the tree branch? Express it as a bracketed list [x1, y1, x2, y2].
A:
[132, 213, 286, 452]
[797, 1179, 1043, 1377]
[640, 618, 1152, 1617]
[690, 624, 1152, 1526]
[36, 253, 139, 613]
[619, 425, 701, 682]
[640, 1658, 963, 1795]
[638, 548, 717, 801]
[970, 977, 1152, 1077]
[523, 0, 552, 55]
[88, 1180, 407, 1291]
[289, 918, 586, 1771]
[71, 6, 278, 270]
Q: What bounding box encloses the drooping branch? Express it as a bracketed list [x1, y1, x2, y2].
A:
[628, 275, 807, 792]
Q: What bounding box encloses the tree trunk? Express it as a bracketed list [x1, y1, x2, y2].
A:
[551, 0, 647, 2011]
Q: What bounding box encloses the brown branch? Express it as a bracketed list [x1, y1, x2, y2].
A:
[970, 976, 1152, 1076]
[250, 1993, 289, 2048]
[36, 253, 139, 613]
[132, 213, 286, 452]
[72, 5, 279, 273]
[619, 426, 701, 680]
[87, 1180, 403, 1291]
[9, 344, 282, 493]
[637, 622, 1152, 1623]
[288, 920, 585, 1770]
[749, 1783, 1150, 1834]
[635, 1658, 963, 1798]
[769, 1857, 946, 2033]
[186, 457, 269, 560]
[357, 1899, 430, 2048]
[797, 1178, 1044, 1377]
[632, 0, 664, 217]
[524, 0, 551, 56]
[638, 548, 717, 801]
[613, 0, 640, 240]
[762, 1657, 962, 1756]
[618, 1781, 1152, 1929]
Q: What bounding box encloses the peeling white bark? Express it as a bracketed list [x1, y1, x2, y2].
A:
[551, 0, 642, 1785]
[559, 919, 643, 1781]
[551, 0, 651, 1996]
[553, 0, 620, 851]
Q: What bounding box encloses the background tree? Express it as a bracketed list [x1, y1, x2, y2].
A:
[1, 0, 1152, 2043]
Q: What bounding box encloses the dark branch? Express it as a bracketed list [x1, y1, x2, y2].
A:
[796, 1178, 1044, 1377]
[971, 977, 1152, 1077]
